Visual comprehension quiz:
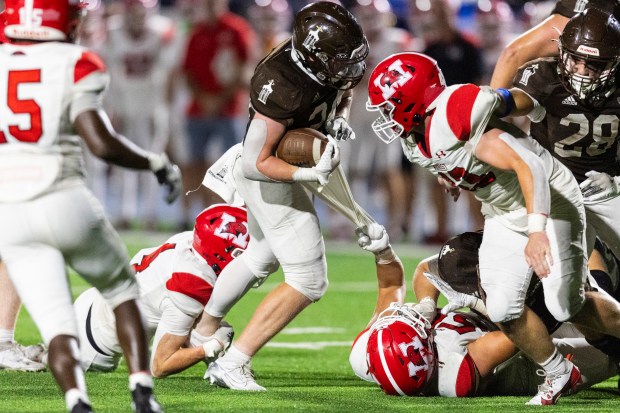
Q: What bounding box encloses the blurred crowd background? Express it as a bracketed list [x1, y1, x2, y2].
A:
[77, 0, 559, 244]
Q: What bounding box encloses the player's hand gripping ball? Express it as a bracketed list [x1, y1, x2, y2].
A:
[276, 128, 328, 167]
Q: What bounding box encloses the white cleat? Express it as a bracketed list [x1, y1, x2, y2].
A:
[205, 360, 266, 391]
[526, 364, 582, 406]
[16, 343, 47, 363]
[0, 345, 46, 372]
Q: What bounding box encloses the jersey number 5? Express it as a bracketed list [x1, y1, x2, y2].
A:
[0, 69, 43, 144]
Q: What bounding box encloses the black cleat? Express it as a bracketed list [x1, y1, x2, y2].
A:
[70, 400, 93, 413]
[131, 384, 163, 413]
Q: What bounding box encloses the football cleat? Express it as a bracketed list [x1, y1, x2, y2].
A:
[0, 344, 46, 372]
[16, 343, 47, 363]
[206, 360, 266, 391]
[526, 364, 582, 405]
[70, 400, 94, 413]
[131, 384, 163, 413]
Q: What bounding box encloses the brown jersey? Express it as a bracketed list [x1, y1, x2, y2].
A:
[248, 39, 342, 133]
[514, 58, 620, 183]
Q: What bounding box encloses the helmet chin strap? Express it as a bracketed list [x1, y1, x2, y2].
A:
[290, 45, 327, 86]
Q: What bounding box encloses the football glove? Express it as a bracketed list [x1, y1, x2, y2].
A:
[190, 321, 234, 362]
[325, 116, 355, 141]
[423, 271, 487, 316]
[148, 152, 182, 204]
[579, 170, 620, 203]
[408, 297, 436, 323]
[355, 223, 390, 254]
[292, 137, 340, 185]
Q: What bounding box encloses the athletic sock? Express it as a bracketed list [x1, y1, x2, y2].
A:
[65, 388, 90, 411]
[221, 344, 251, 366]
[0, 329, 15, 349]
[129, 371, 154, 391]
[540, 348, 570, 376]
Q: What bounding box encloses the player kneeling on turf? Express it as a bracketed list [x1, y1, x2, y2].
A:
[73, 205, 247, 377]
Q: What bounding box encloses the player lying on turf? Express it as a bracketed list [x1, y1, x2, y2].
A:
[72, 204, 246, 377]
[350, 232, 620, 397]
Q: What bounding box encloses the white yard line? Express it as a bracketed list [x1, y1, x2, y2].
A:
[265, 341, 353, 350]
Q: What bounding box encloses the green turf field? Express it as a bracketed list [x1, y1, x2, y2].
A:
[1, 235, 619, 412]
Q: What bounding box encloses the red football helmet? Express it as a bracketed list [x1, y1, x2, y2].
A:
[366, 303, 436, 396]
[366, 52, 445, 144]
[4, 0, 84, 41]
[193, 204, 249, 276]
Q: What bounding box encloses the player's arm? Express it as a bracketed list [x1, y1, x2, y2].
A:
[241, 112, 298, 182]
[74, 110, 151, 169]
[474, 129, 552, 277]
[149, 300, 214, 378]
[411, 255, 440, 320]
[150, 332, 203, 378]
[490, 14, 569, 88]
[242, 112, 340, 185]
[466, 331, 518, 377]
[413, 255, 441, 302]
[366, 257, 406, 328]
[326, 89, 356, 141]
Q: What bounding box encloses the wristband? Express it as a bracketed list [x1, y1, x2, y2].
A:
[146, 152, 165, 172]
[527, 99, 546, 123]
[375, 245, 397, 265]
[292, 167, 317, 182]
[527, 213, 548, 234]
[495, 88, 515, 118]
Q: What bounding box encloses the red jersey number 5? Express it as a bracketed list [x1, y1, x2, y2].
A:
[0, 69, 43, 144]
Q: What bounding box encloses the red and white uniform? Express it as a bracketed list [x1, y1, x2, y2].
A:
[351, 310, 617, 396]
[102, 15, 175, 223]
[0, 42, 139, 344]
[74, 231, 216, 371]
[403, 84, 586, 323]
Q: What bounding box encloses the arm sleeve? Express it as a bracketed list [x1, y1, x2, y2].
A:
[498, 132, 551, 216]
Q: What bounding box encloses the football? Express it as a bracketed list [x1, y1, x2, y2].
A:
[275, 128, 328, 167]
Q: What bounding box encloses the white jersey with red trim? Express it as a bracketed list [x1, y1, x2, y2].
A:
[131, 231, 216, 332]
[432, 311, 491, 397]
[401, 84, 577, 231]
[103, 19, 172, 116]
[73, 231, 217, 370]
[0, 41, 108, 202]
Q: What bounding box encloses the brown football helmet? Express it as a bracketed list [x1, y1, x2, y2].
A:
[292, 1, 369, 90]
[558, 7, 620, 105]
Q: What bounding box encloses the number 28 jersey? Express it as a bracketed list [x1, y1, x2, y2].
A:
[0, 41, 108, 202]
[514, 58, 620, 183]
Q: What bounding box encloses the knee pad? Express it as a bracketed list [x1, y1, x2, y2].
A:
[282, 256, 328, 302]
[485, 293, 523, 323]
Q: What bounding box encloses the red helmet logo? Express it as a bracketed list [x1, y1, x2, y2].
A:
[373, 59, 413, 100]
[193, 204, 249, 275]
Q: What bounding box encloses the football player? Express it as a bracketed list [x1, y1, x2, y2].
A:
[352, 300, 618, 398]
[504, 8, 620, 261]
[190, 1, 386, 391]
[0, 0, 182, 412]
[74, 204, 246, 377]
[366, 52, 620, 405]
[490, 0, 620, 88]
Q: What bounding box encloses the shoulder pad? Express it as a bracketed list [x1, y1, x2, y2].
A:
[166, 272, 213, 317]
[438, 352, 480, 397]
[250, 59, 303, 120]
[349, 328, 376, 383]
